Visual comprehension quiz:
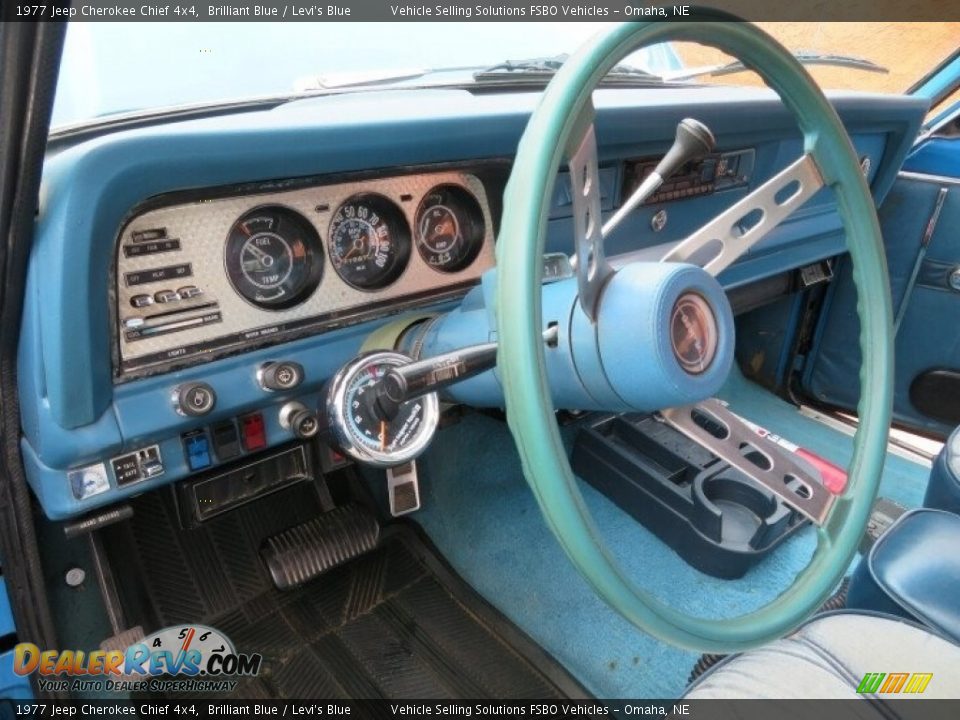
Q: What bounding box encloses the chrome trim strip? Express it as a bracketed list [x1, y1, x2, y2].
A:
[899, 170, 960, 186]
[894, 185, 950, 334]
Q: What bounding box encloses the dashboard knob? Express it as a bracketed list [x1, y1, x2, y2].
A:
[258, 361, 304, 392]
[172, 382, 216, 417]
[279, 402, 320, 439]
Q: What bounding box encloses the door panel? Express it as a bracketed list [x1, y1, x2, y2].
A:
[902, 135, 960, 176]
[804, 138, 960, 436]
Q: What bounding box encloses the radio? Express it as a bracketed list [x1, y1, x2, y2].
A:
[623, 148, 755, 205]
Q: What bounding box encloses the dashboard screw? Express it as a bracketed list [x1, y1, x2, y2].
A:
[65, 567, 86, 587]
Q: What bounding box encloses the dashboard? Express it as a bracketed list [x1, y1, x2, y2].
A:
[115, 169, 497, 376]
[21, 86, 927, 520]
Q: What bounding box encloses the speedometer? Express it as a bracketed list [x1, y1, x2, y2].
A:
[328, 194, 411, 290]
[224, 206, 323, 310]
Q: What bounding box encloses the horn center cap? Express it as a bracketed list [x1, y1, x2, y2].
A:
[670, 293, 718, 375]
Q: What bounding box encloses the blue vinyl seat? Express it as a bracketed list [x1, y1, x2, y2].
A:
[846, 508, 960, 643]
[685, 510, 960, 698]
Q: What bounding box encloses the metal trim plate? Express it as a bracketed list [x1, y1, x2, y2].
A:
[660, 398, 836, 525]
[114, 169, 497, 375]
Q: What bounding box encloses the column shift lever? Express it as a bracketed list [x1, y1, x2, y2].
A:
[372, 326, 559, 420]
[601, 118, 716, 239]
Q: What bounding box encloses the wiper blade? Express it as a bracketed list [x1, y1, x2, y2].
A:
[294, 64, 487, 91]
[295, 69, 431, 90]
[662, 50, 888, 81]
[474, 54, 662, 83]
[293, 56, 669, 93]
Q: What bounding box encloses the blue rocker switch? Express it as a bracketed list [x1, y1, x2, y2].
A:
[182, 430, 212, 471]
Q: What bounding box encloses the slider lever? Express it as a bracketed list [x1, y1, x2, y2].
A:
[373, 326, 559, 420]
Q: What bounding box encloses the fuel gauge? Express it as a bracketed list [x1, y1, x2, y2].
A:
[224, 205, 323, 310]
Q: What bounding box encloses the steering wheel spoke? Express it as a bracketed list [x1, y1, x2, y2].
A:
[660, 398, 836, 525]
[661, 153, 824, 275]
[566, 116, 614, 322]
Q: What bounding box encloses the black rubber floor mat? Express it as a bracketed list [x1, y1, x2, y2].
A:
[111, 484, 586, 700]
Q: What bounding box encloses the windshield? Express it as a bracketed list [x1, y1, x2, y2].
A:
[52, 21, 959, 129]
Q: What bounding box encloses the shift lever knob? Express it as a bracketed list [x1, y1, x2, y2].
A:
[654, 118, 716, 179]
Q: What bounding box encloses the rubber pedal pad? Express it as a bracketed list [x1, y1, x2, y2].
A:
[261, 503, 380, 590]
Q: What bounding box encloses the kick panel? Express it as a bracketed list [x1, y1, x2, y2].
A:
[114, 170, 495, 377]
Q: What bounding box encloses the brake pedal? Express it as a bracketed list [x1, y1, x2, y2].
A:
[261, 503, 380, 590]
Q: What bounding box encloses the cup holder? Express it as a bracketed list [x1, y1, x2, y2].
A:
[700, 474, 779, 546]
[573, 413, 809, 579]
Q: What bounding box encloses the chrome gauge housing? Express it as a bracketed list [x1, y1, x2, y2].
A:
[325, 351, 440, 468]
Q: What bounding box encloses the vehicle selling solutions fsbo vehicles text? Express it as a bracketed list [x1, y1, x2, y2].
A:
[389, 5, 690, 17]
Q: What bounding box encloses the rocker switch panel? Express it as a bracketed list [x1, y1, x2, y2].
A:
[110, 445, 164, 487]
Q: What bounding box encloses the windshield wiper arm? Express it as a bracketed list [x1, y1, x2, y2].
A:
[661, 50, 888, 81]
[294, 56, 667, 93]
[473, 54, 663, 83]
[294, 65, 493, 91]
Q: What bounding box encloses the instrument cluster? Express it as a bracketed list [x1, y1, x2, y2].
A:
[114, 169, 496, 378]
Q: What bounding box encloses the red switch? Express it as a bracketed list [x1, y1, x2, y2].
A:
[240, 412, 267, 452]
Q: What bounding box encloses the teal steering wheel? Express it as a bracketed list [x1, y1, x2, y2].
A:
[496, 18, 893, 652]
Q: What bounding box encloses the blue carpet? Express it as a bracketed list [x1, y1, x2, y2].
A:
[405, 374, 930, 699]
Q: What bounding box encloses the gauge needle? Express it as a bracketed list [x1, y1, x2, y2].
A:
[245, 244, 271, 261]
[341, 236, 367, 261]
[380, 420, 388, 451]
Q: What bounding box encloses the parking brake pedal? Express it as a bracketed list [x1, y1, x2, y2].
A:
[261, 503, 380, 590]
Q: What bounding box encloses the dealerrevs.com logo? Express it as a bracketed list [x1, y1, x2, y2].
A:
[13, 624, 262, 694]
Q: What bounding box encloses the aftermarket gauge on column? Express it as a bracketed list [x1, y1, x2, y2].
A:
[325, 351, 440, 467]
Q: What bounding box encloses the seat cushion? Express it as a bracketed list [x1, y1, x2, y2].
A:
[847, 508, 960, 642]
[684, 612, 960, 698]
